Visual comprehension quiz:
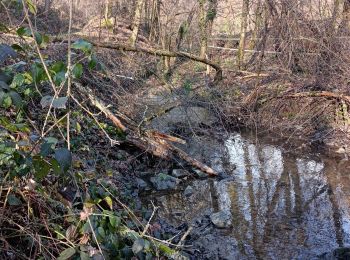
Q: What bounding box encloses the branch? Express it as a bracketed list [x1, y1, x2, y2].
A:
[74, 82, 218, 177]
[91, 41, 222, 84]
[281, 91, 350, 104]
[53, 34, 223, 84]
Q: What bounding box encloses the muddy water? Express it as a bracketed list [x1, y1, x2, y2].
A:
[150, 133, 350, 259]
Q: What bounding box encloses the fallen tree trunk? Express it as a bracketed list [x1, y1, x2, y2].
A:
[74, 82, 218, 177]
[89, 40, 223, 85]
[11, 31, 223, 84]
[51, 33, 223, 85]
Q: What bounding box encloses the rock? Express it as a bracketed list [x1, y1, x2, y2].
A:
[183, 186, 194, 197]
[150, 173, 180, 190]
[150, 106, 216, 132]
[173, 252, 190, 260]
[171, 169, 190, 178]
[320, 247, 350, 260]
[135, 178, 149, 191]
[210, 211, 232, 228]
[333, 247, 350, 259]
[193, 169, 208, 179]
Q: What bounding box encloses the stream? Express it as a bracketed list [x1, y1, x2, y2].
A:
[146, 132, 350, 259]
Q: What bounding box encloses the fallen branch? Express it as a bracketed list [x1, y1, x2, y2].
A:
[52, 33, 222, 85]
[74, 82, 218, 177]
[90, 41, 222, 85]
[281, 91, 350, 104]
[8, 31, 223, 84]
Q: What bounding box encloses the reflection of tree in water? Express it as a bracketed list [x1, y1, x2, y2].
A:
[151, 134, 350, 259]
[224, 134, 349, 259]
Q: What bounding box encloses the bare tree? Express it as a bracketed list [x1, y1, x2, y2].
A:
[237, 0, 249, 69]
[198, 0, 217, 58]
[129, 0, 145, 46]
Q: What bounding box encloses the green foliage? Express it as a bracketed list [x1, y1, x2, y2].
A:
[206, 8, 217, 21]
[0, 19, 180, 260]
[183, 79, 193, 93]
[72, 39, 93, 54]
[72, 63, 83, 78]
[25, 0, 37, 14]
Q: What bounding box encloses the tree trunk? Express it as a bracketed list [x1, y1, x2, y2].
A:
[331, 0, 345, 34]
[237, 0, 249, 69]
[129, 0, 145, 46]
[198, 0, 217, 59]
[342, 0, 350, 30]
[44, 0, 51, 18]
[205, 0, 217, 75]
[176, 5, 196, 51]
[198, 0, 207, 58]
[149, 0, 160, 42]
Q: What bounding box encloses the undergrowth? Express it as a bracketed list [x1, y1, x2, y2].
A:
[0, 3, 183, 259]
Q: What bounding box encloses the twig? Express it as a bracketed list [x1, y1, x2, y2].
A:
[141, 201, 159, 237]
[177, 226, 193, 247]
[66, 0, 73, 150]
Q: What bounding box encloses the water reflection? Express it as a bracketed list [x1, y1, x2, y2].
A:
[154, 133, 350, 259]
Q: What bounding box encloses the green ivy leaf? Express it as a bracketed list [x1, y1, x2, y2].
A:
[0, 81, 10, 90]
[40, 137, 58, 156]
[9, 91, 23, 108]
[7, 194, 22, 206]
[16, 27, 31, 37]
[33, 156, 51, 180]
[53, 97, 68, 109]
[50, 158, 61, 175]
[11, 44, 25, 53]
[31, 63, 45, 83]
[88, 54, 97, 69]
[72, 64, 83, 79]
[109, 215, 120, 228]
[104, 196, 113, 209]
[51, 61, 66, 73]
[34, 32, 42, 45]
[97, 227, 106, 239]
[0, 44, 17, 64]
[26, 0, 37, 15]
[40, 95, 68, 109]
[53, 71, 66, 85]
[54, 148, 72, 173]
[0, 71, 12, 84]
[41, 34, 50, 48]
[57, 247, 76, 260]
[2, 95, 12, 108]
[10, 74, 25, 88]
[40, 95, 53, 108]
[72, 39, 92, 53]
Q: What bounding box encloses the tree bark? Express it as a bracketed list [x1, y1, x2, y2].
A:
[237, 0, 249, 69]
[198, 0, 207, 58]
[342, 0, 350, 30]
[176, 5, 196, 51]
[149, 0, 161, 42]
[129, 0, 145, 46]
[44, 0, 51, 18]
